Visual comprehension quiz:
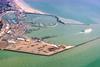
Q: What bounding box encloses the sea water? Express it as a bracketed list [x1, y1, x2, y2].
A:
[24, 0, 100, 24]
[0, 0, 100, 67]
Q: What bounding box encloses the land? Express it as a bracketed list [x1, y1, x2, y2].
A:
[0, 19, 73, 56]
[13, 0, 45, 14]
[0, 0, 74, 56]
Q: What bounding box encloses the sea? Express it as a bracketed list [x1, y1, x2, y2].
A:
[0, 0, 100, 67]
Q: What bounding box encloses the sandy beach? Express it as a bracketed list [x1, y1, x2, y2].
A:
[13, 0, 45, 14]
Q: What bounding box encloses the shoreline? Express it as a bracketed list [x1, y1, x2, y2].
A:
[0, 18, 74, 56]
[13, 0, 45, 14]
[0, 35, 74, 56]
[13, 0, 86, 25]
[24, 12, 88, 25]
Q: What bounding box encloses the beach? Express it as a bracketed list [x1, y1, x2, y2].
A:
[13, 0, 45, 14]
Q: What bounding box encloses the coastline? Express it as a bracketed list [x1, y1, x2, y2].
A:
[0, 15, 74, 56]
[13, 0, 85, 25]
[13, 0, 45, 14]
[0, 0, 92, 56]
[24, 12, 86, 25]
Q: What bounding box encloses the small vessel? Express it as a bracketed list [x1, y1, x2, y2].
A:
[81, 28, 92, 34]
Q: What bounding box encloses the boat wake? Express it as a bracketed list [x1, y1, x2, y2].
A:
[79, 28, 93, 34]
